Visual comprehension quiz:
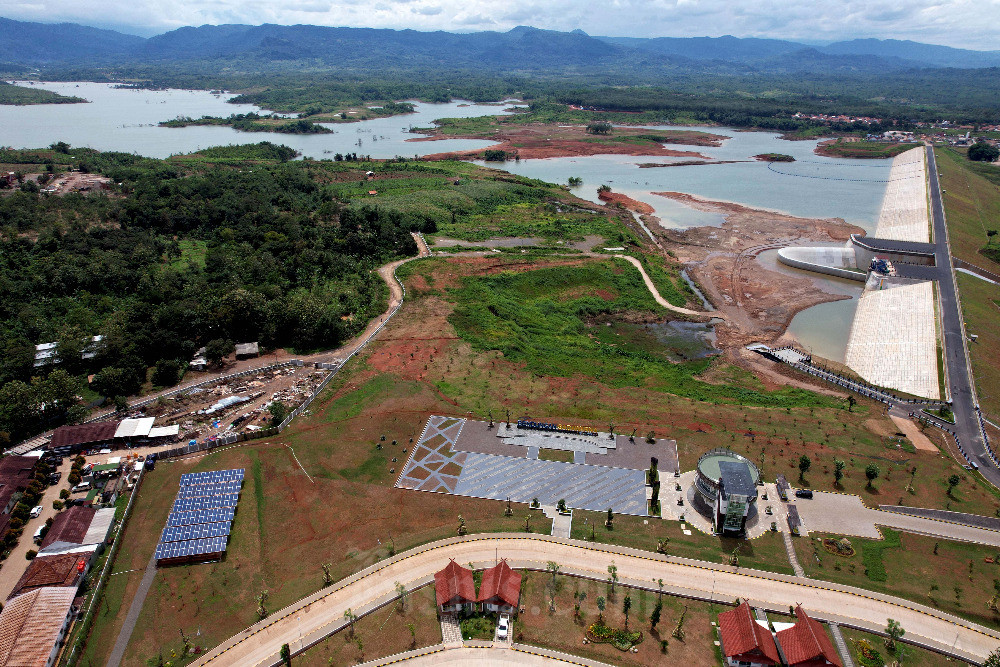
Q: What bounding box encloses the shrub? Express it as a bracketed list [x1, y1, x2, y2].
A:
[52, 500, 64, 510]
[25, 550, 37, 560]
[59, 489, 69, 500]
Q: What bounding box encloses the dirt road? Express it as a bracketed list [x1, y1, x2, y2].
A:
[190, 534, 999, 667]
[613, 254, 718, 319]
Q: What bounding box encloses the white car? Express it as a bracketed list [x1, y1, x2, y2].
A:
[29, 505, 43, 519]
[497, 613, 510, 640]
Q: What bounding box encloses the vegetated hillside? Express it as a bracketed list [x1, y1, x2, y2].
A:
[0, 17, 143, 63]
[3, 16, 1000, 74]
[821, 38, 1000, 69]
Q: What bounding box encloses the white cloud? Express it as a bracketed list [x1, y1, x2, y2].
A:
[3, 0, 1000, 49]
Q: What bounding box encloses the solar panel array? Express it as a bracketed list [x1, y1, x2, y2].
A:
[155, 468, 244, 563]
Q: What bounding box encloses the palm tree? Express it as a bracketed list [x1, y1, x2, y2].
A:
[344, 608, 358, 636]
[395, 582, 407, 612]
[546, 561, 560, 585]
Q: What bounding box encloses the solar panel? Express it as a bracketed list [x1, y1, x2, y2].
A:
[157, 469, 244, 563]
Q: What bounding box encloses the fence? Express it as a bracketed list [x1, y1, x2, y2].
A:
[62, 466, 146, 666]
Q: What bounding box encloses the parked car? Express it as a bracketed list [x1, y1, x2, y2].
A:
[497, 613, 510, 640]
[29, 505, 43, 518]
[33, 525, 44, 543]
[72, 482, 91, 493]
[48, 472, 62, 485]
[794, 489, 813, 499]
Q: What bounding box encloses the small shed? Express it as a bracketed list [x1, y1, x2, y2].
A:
[235, 342, 259, 359]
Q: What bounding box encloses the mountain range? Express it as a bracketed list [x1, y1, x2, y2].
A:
[2, 17, 1000, 74]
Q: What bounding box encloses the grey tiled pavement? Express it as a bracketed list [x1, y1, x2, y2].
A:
[454, 453, 647, 516]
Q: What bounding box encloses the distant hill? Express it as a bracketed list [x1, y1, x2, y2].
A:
[2, 16, 1000, 74]
[0, 17, 143, 63]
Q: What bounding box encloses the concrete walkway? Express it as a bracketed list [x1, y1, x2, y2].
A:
[781, 529, 805, 577]
[540, 507, 572, 539]
[828, 622, 856, 667]
[188, 534, 1000, 667]
[613, 254, 718, 318]
[106, 552, 158, 667]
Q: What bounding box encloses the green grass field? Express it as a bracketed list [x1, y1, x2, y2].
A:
[819, 141, 921, 159]
[935, 146, 1000, 267]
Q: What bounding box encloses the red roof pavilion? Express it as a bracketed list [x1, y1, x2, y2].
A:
[477, 559, 521, 608]
[718, 600, 780, 666]
[434, 560, 476, 609]
[776, 606, 843, 667]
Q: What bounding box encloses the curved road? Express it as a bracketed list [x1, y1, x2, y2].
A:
[360, 645, 616, 667]
[190, 534, 999, 667]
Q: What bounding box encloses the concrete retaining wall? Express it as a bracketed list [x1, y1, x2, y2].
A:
[851, 236, 935, 267]
[776, 246, 867, 282]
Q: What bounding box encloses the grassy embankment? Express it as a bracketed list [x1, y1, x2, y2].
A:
[817, 140, 921, 159]
[0, 81, 85, 105]
[935, 147, 1000, 421]
[840, 627, 954, 667]
[795, 527, 1000, 630]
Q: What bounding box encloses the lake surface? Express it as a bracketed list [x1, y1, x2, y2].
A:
[0, 82, 509, 159]
[475, 126, 892, 233]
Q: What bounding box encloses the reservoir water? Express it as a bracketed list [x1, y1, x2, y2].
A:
[0, 84, 886, 361]
[0, 82, 510, 159]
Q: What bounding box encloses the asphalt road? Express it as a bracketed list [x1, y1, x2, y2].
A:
[922, 146, 999, 485]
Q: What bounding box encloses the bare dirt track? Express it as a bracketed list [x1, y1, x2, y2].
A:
[649, 192, 863, 351]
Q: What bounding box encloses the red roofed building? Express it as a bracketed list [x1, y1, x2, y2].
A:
[48, 422, 118, 453]
[7, 554, 89, 601]
[477, 559, 521, 613]
[776, 606, 843, 667]
[718, 601, 780, 667]
[434, 560, 476, 613]
[0, 455, 37, 540]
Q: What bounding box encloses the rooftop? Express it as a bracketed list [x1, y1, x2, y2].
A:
[41, 506, 96, 549]
[0, 587, 77, 667]
[8, 554, 86, 600]
[719, 460, 756, 498]
[49, 422, 119, 449]
[718, 601, 780, 665]
[477, 559, 521, 607]
[434, 560, 476, 607]
[776, 606, 842, 667]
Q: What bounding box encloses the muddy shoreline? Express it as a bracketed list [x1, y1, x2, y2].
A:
[648, 191, 861, 351]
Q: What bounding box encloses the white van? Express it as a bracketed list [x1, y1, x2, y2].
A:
[33, 525, 44, 543]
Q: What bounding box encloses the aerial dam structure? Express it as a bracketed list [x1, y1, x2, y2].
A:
[777, 147, 940, 399]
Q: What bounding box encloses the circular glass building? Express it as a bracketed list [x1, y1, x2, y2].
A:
[695, 448, 760, 503]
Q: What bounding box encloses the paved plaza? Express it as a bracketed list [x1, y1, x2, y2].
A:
[844, 275, 939, 399]
[396, 416, 651, 515]
[874, 147, 930, 243]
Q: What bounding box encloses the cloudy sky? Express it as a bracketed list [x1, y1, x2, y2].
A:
[4, 0, 999, 49]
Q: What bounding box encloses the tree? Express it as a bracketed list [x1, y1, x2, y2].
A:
[586, 122, 612, 135]
[969, 142, 1000, 162]
[798, 454, 811, 481]
[91, 366, 143, 400]
[885, 618, 905, 653]
[395, 581, 407, 611]
[204, 338, 235, 366]
[988, 229, 999, 245]
[344, 608, 358, 636]
[322, 563, 333, 587]
[268, 401, 288, 428]
[622, 595, 632, 629]
[50, 141, 71, 154]
[984, 647, 1000, 667]
[650, 600, 663, 630]
[607, 563, 618, 598]
[567, 176, 582, 186]
[605, 508, 614, 529]
[596, 596, 606, 622]
[866, 463, 881, 488]
[407, 622, 416, 649]
[279, 643, 291, 666]
[834, 459, 846, 485]
[948, 474, 961, 497]
[546, 561, 560, 585]
[152, 359, 183, 387]
[597, 184, 612, 194]
[256, 590, 269, 620]
[847, 395, 857, 412]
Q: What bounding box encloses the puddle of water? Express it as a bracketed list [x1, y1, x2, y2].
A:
[644, 321, 719, 361]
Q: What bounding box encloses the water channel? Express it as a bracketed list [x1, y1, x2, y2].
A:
[0, 83, 891, 361]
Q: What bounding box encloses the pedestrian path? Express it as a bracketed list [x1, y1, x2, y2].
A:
[781, 529, 805, 577]
[106, 552, 158, 667]
[440, 614, 462, 647]
[540, 506, 573, 539]
[828, 622, 856, 667]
